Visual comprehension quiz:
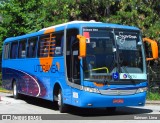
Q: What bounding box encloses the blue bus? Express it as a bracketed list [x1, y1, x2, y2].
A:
[2, 21, 158, 113]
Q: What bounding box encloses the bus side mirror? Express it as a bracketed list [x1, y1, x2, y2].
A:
[77, 35, 86, 58]
[143, 38, 158, 61]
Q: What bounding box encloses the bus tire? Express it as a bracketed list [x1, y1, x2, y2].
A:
[13, 81, 19, 99]
[57, 89, 67, 113]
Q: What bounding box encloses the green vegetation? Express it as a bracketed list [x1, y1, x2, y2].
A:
[0, 72, 3, 91]
[0, 86, 12, 93]
[0, 72, 1, 86]
[0, 0, 160, 55]
[0, 72, 9, 92]
[0, 86, 6, 91]
[147, 91, 160, 100]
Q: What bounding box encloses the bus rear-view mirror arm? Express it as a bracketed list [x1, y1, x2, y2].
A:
[77, 35, 86, 59]
[143, 38, 158, 61]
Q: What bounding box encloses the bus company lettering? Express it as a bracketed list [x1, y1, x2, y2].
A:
[34, 64, 59, 73]
[116, 32, 137, 44]
[83, 28, 98, 32]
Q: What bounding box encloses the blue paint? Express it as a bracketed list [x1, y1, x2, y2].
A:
[2, 21, 147, 110]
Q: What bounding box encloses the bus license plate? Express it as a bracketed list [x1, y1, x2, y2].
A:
[113, 99, 124, 104]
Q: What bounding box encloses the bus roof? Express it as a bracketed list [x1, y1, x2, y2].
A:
[39, 20, 139, 31]
[4, 20, 140, 43]
[39, 20, 102, 31]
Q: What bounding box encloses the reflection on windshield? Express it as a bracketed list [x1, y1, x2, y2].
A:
[83, 28, 144, 81]
[83, 37, 114, 80]
[115, 31, 143, 73]
[118, 50, 143, 73]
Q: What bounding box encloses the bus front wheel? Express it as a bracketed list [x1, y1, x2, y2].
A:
[57, 89, 68, 113]
[13, 81, 19, 99]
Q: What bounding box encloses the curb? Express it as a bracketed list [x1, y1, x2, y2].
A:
[146, 100, 160, 105]
[0, 90, 12, 94]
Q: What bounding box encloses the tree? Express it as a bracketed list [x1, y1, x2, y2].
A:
[0, 0, 81, 36]
[0, 0, 160, 55]
[107, 0, 160, 41]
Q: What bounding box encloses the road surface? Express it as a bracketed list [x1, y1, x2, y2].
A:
[0, 92, 160, 122]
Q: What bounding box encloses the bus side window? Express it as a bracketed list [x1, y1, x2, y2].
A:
[18, 40, 27, 58]
[38, 34, 50, 57]
[54, 31, 64, 56]
[3, 43, 10, 59]
[27, 37, 37, 58]
[10, 41, 18, 59]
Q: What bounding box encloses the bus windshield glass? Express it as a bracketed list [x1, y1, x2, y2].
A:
[82, 27, 145, 82]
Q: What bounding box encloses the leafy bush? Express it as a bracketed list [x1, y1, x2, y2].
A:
[0, 72, 2, 86]
[0, 73, 2, 86]
[147, 91, 160, 100]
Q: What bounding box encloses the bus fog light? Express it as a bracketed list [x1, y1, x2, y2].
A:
[136, 87, 147, 93]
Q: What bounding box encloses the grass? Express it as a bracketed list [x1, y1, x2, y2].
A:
[0, 86, 12, 93]
[0, 86, 6, 91]
[147, 91, 160, 100]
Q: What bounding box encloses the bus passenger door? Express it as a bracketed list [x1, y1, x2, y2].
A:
[66, 29, 80, 85]
[71, 40, 80, 84]
[66, 29, 80, 103]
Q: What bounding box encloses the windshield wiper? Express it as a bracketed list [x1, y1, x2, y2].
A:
[85, 78, 114, 84]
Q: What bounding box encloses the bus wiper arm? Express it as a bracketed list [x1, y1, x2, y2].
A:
[86, 78, 114, 84]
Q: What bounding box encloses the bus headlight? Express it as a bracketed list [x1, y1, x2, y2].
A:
[83, 87, 100, 93]
[136, 87, 147, 93]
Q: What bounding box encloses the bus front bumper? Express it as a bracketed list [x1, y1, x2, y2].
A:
[71, 91, 147, 108]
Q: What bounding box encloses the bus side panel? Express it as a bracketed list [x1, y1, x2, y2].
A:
[2, 67, 28, 94]
[2, 57, 72, 102]
[2, 68, 17, 91]
[33, 57, 72, 101]
[2, 59, 48, 98]
[47, 57, 72, 103]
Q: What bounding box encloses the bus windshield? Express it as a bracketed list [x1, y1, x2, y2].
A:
[83, 27, 145, 82]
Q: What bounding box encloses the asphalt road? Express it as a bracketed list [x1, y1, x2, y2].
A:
[0, 92, 160, 122]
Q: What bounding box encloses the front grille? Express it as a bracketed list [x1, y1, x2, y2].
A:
[99, 89, 137, 95]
